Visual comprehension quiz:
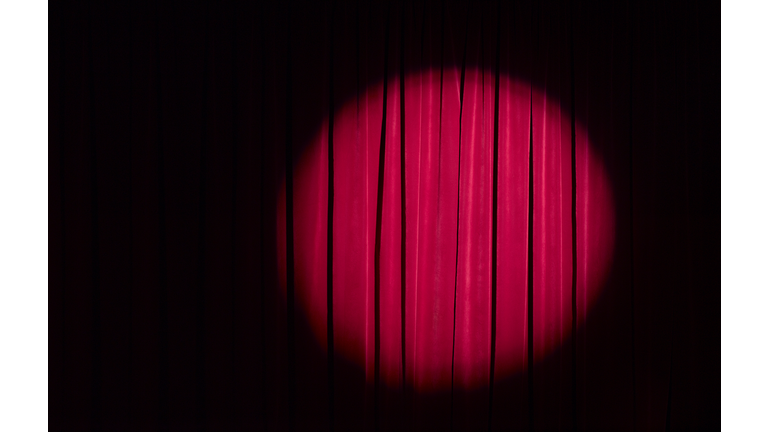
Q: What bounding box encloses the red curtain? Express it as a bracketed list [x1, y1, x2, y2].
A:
[49, 1, 720, 431]
[279, 64, 615, 429]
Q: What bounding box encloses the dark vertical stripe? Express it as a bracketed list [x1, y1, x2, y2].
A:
[527, 87, 534, 432]
[666, 8, 678, 429]
[409, 1, 426, 422]
[374, 6, 391, 430]
[627, 2, 638, 430]
[527, 7, 538, 432]
[285, 4, 296, 430]
[127, 5, 135, 427]
[58, 3, 68, 426]
[155, 0, 169, 427]
[488, 2, 501, 429]
[400, 0, 407, 392]
[665, 351, 673, 431]
[352, 1, 360, 421]
[569, 1, 578, 431]
[86, 1, 102, 427]
[195, 5, 209, 429]
[327, 1, 336, 430]
[450, 9, 470, 430]
[258, 3, 267, 425]
[230, 3, 239, 425]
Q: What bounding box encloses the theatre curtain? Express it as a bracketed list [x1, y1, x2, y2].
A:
[49, 1, 720, 431]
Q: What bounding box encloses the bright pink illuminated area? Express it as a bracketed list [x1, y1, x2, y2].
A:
[278, 68, 614, 392]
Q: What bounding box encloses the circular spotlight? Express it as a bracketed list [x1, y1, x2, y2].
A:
[278, 68, 614, 392]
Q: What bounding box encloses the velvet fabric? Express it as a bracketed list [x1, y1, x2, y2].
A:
[49, 1, 720, 431]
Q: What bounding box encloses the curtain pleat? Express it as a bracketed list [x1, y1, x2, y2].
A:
[282, 2, 609, 430]
[49, 1, 721, 431]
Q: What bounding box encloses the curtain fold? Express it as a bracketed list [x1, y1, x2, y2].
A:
[49, 1, 721, 431]
[282, 3, 615, 430]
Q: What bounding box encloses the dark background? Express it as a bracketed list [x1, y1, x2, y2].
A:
[49, 0, 720, 430]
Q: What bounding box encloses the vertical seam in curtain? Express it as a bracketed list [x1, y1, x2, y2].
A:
[412, 1, 427, 405]
[399, 0, 407, 395]
[665, 2, 679, 429]
[127, 4, 135, 427]
[258, 3, 267, 425]
[86, 0, 103, 426]
[450, 9, 470, 429]
[569, 1, 578, 431]
[527, 6, 539, 431]
[396, 1, 406, 399]
[230, 3, 239, 425]
[155, 0, 170, 426]
[488, 1, 502, 429]
[284, 2, 296, 428]
[527, 84, 534, 432]
[58, 2, 68, 425]
[373, 5, 391, 430]
[195, 3, 210, 428]
[435, 2, 446, 422]
[355, 6, 363, 419]
[627, 1, 638, 431]
[327, 2, 336, 431]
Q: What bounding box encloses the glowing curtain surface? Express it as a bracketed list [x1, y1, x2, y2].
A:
[50, 1, 720, 431]
[279, 67, 615, 429]
[278, 61, 616, 399]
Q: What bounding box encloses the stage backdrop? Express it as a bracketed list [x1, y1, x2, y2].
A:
[50, 1, 720, 431]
